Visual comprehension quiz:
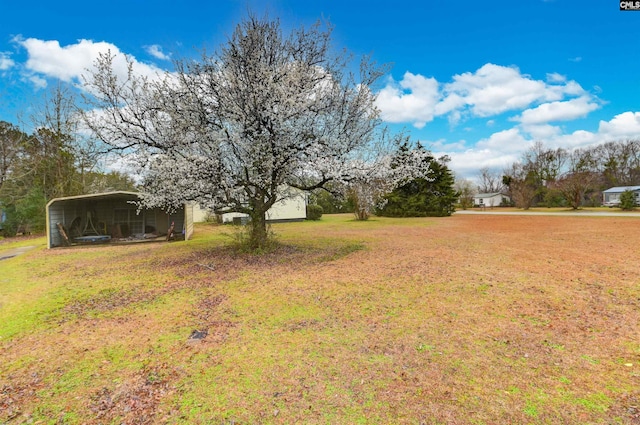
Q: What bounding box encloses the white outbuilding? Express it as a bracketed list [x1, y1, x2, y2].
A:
[194, 187, 307, 223]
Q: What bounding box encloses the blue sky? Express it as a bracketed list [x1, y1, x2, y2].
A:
[1, 0, 639, 178]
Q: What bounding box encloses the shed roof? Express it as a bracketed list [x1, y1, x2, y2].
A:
[602, 186, 640, 194]
[46, 191, 140, 208]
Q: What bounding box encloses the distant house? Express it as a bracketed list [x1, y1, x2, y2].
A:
[602, 186, 640, 207]
[473, 192, 509, 208]
[193, 187, 307, 223]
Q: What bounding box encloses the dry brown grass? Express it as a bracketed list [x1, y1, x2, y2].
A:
[1, 214, 639, 424]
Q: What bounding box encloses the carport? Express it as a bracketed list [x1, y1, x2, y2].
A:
[45, 191, 193, 248]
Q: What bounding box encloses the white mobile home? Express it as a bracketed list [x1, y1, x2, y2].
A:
[602, 186, 640, 207]
[473, 192, 509, 208]
[46, 191, 193, 248]
[195, 187, 307, 223]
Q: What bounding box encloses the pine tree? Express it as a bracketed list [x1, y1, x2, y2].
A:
[377, 143, 457, 217]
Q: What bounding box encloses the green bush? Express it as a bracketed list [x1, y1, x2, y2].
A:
[308, 187, 351, 214]
[542, 188, 566, 208]
[619, 190, 637, 210]
[306, 204, 323, 220]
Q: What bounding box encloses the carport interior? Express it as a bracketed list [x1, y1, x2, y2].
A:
[47, 193, 183, 248]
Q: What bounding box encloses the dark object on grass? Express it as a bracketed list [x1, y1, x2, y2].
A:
[74, 235, 111, 244]
[188, 329, 208, 341]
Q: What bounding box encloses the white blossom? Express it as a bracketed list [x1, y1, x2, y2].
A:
[82, 16, 424, 245]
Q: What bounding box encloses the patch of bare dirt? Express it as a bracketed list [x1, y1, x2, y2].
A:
[0, 373, 43, 422]
[610, 391, 640, 424]
[89, 365, 181, 424]
[62, 288, 164, 320]
[189, 294, 235, 345]
[165, 242, 363, 281]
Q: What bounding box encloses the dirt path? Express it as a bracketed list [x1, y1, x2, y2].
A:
[0, 245, 37, 261]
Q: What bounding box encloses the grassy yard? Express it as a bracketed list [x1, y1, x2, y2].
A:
[1, 214, 639, 424]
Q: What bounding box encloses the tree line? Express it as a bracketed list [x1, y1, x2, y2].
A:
[0, 86, 136, 236]
[457, 140, 640, 210]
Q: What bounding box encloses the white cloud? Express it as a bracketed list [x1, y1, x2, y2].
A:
[447, 109, 464, 127]
[376, 63, 592, 129]
[550, 80, 585, 97]
[104, 153, 143, 183]
[145, 44, 171, 61]
[597, 112, 640, 139]
[375, 63, 611, 178]
[375, 72, 439, 128]
[444, 64, 586, 117]
[544, 129, 599, 150]
[377, 65, 630, 180]
[439, 110, 640, 179]
[546, 72, 566, 83]
[434, 92, 465, 116]
[439, 147, 519, 178]
[28, 75, 47, 89]
[443, 64, 548, 116]
[515, 96, 600, 125]
[425, 138, 467, 151]
[569, 56, 582, 62]
[0, 52, 14, 70]
[515, 111, 640, 152]
[476, 128, 529, 152]
[14, 37, 165, 89]
[520, 123, 562, 139]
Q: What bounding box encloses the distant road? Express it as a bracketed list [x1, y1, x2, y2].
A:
[455, 210, 640, 217]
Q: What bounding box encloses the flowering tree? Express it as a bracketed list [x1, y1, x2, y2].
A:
[345, 159, 394, 221]
[84, 16, 418, 248]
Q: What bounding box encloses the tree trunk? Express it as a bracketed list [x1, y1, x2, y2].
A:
[248, 206, 269, 250]
[354, 207, 369, 221]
